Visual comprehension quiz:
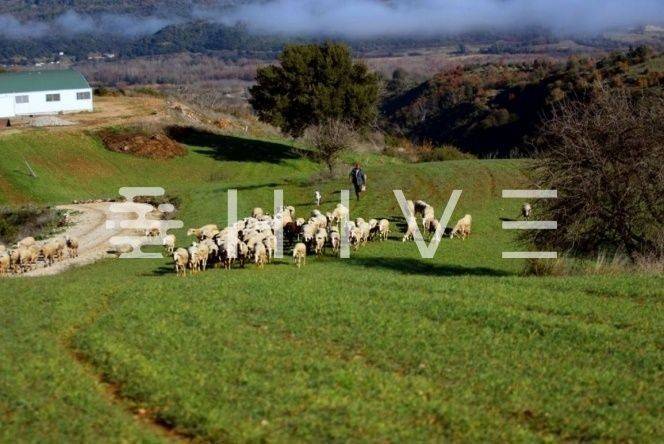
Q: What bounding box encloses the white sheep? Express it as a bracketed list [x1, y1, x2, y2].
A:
[450, 214, 472, 240]
[378, 219, 390, 241]
[402, 216, 418, 242]
[252, 207, 264, 218]
[17, 236, 36, 249]
[331, 204, 349, 224]
[314, 228, 327, 256]
[40, 242, 62, 267]
[522, 203, 532, 219]
[330, 231, 341, 253]
[173, 248, 189, 276]
[162, 234, 176, 254]
[254, 242, 268, 268]
[292, 242, 307, 268]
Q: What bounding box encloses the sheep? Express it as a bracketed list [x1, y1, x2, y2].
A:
[252, 207, 264, 218]
[423, 205, 435, 225]
[414, 200, 429, 218]
[292, 243, 307, 268]
[0, 253, 9, 275]
[10, 249, 23, 274]
[357, 220, 371, 245]
[187, 244, 201, 273]
[301, 223, 316, 247]
[314, 228, 327, 256]
[66, 236, 79, 258]
[349, 227, 363, 250]
[331, 204, 349, 225]
[263, 234, 277, 262]
[378, 219, 390, 241]
[40, 242, 62, 267]
[162, 234, 176, 254]
[402, 216, 419, 242]
[17, 237, 36, 249]
[285, 206, 295, 218]
[423, 216, 441, 239]
[0, 244, 6, 253]
[522, 203, 532, 219]
[330, 231, 341, 253]
[450, 214, 472, 240]
[315, 190, 322, 206]
[295, 217, 306, 227]
[254, 242, 268, 268]
[173, 248, 189, 277]
[283, 221, 300, 244]
[25, 245, 41, 270]
[187, 224, 219, 241]
[145, 220, 162, 237]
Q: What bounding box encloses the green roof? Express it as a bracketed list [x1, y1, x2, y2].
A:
[0, 69, 90, 94]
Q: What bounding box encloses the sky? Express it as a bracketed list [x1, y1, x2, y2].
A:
[1, 0, 663, 39]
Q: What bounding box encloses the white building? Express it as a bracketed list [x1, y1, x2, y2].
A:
[0, 69, 93, 119]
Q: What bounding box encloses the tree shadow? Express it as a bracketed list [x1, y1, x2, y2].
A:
[166, 125, 302, 163]
[349, 257, 512, 277]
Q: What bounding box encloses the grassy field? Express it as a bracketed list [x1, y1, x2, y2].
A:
[0, 129, 662, 442]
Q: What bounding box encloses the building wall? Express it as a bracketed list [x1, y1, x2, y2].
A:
[0, 88, 93, 118]
[0, 95, 13, 119]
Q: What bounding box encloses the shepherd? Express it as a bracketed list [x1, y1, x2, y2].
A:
[349, 162, 367, 201]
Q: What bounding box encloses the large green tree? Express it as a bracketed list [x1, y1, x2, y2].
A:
[249, 43, 379, 137]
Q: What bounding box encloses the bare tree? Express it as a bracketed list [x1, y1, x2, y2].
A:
[530, 87, 664, 258]
[306, 119, 355, 174]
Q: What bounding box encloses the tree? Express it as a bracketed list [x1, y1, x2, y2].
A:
[305, 119, 354, 173]
[249, 43, 379, 137]
[530, 88, 664, 258]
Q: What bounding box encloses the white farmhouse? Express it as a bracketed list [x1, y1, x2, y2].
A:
[0, 69, 93, 119]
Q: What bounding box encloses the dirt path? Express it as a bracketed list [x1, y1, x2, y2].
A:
[22, 202, 129, 278]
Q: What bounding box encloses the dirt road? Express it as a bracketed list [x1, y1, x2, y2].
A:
[22, 202, 129, 277]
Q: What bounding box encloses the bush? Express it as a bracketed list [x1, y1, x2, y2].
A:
[0, 205, 65, 245]
[305, 119, 355, 173]
[529, 88, 664, 259]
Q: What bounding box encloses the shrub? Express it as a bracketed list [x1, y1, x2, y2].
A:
[529, 88, 664, 259]
[0, 205, 65, 245]
[305, 119, 355, 173]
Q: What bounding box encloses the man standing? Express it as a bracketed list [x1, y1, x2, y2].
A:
[349, 162, 367, 201]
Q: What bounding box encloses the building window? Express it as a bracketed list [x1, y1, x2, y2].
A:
[15, 95, 29, 104]
[77, 91, 91, 100]
[46, 94, 61, 102]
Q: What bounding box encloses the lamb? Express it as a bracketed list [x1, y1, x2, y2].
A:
[66, 236, 79, 258]
[402, 216, 419, 242]
[378, 219, 390, 241]
[162, 234, 176, 254]
[0, 252, 10, 275]
[254, 242, 268, 268]
[173, 248, 189, 277]
[450, 214, 472, 240]
[522, 203, 532, 219]
[292, 243, 307, 268]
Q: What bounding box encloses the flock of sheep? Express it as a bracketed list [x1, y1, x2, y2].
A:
[0, 197, 531, 277]
[166, 197, 482, 276]
[0, 236, 79, 275]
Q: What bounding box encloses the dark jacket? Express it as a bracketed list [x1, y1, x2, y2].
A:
[350, 167, 366, 187]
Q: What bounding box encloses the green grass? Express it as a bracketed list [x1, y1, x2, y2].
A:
[0, 129, 662, 442]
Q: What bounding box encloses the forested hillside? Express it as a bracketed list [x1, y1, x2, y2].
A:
[381, 48, 664, 155]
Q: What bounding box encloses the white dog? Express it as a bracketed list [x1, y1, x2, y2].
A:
[315, 190, 322, 207]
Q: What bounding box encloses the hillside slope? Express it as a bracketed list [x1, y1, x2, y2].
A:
[0, 129, 661, 442]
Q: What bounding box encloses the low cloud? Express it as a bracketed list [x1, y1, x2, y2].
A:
[0, 11, 176, 39]
[214, 0, 664, 37]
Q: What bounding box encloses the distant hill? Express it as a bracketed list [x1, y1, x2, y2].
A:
[0, 0, 221, 19]
[381, 48, 664, 156]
